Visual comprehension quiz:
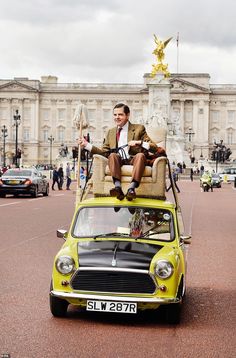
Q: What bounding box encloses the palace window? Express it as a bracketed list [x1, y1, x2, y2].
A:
[103, 109, 111, 122]
[58, 127, 65, 142]
[43, 129, 49, 142]
[227, 130, 233, 145]
[227, 110, 236, 124]
[42, 108, 50, 121]
[24, 108, 31, 121]
[23, 128, 30, 142]
[211, 110, 220, 123]
[0, 107, 7, 120]
[133, 110, 143, 122]
[88, 109, 96, 121]
[58, 108, 66, 121]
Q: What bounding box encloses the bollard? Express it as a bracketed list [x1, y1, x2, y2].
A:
[234, 176, 236, 188]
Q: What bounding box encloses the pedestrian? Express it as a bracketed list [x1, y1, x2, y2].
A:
[78, 103, 165, 201]
[52, 166, 60, 190]
[66, 162, 71, 190]
[190, 168, 194, 181]
[58, 164, 64, 190]
[182, 162, 186, 174]
[166, 168, 180, 193]
[200, 164, 204, 176]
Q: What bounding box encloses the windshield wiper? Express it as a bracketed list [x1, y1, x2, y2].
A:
[135, 224, 160, 240]
[93, 232, 130, 240]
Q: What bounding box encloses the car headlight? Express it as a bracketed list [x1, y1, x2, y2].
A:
[56, 256, 75, 274]
[155, 260, 174, 279]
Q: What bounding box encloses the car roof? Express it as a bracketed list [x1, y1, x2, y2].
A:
[76, 196, 176, 210]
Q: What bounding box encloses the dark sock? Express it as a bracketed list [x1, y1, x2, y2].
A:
[129, 181, 139, 190]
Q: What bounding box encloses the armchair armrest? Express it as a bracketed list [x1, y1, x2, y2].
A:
[151, 156, 167, 183]
[93, 154, 108, 181]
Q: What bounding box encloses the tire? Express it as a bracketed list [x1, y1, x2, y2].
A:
[32, 186, 38, 198]
[43, 184, 49, 196]
[50, 281, 69, 317]
[164, 303, 182, 324]
[164, 278, 184, 324]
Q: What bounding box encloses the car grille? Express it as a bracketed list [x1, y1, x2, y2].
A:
[70, 269, 156, 294]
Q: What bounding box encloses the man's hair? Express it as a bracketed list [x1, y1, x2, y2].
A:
[113, 103, 130, 115]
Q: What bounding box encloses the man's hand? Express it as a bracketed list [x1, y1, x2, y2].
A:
[128, 140, 142, 147]
[78, 137, 88, 148]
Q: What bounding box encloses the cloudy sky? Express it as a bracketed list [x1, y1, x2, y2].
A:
[0, 0, 235, 84]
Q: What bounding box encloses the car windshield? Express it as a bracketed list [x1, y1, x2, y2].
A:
[3, 170, 32, 177]
[72, 206, 175, 241]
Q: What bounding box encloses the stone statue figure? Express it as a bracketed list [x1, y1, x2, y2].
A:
[171, 111, 182, 136]
[151, 35, 172, 78]
[59, 144, 69, 158]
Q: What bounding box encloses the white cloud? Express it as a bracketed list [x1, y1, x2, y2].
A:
[0, 0, 235, 84]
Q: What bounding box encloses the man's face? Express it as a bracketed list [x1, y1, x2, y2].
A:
[113, 107, 129, 127]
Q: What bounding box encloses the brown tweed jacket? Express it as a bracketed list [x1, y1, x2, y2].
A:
[90, 122, 158, 158]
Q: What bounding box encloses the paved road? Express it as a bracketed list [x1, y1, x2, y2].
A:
[0, 181, 235, 358]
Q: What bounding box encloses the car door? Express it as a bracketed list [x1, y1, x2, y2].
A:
[35, 170, 43, 192]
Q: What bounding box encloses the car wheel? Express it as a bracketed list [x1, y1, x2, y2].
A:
[43, 184, 49, 196]
[164, 302, 182, 324]
[50, 282, 68, 317]
[32, 186, 38, 198]
[164, 278, 184, 324]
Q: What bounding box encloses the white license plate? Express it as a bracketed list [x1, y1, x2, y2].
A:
[86, 300, 137, 314]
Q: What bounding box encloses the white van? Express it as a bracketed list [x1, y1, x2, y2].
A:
[219, 167, 236, 182]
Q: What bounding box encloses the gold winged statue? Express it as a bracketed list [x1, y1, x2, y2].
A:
[151, 34, 172, 78]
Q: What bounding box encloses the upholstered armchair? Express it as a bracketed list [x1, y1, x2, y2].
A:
[92, 127, 167, 200]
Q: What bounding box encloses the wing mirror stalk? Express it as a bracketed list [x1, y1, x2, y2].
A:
[180, 235, 191, 244]
[57, 229, 68, 241]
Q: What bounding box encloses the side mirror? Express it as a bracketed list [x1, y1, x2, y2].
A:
[180, 235, 191, 244]
[57, 229, 68, 240]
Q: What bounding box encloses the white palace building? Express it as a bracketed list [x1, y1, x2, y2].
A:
[0, 73, 236, 167]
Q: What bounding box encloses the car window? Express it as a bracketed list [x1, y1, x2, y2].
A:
[72, 206, 175, 241]
[3, 170, 32, 177]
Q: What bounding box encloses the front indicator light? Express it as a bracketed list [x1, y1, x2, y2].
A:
[155, 260, 174, 279]
[24, 179, 32, 185]
[56, 256, 75, 275]
[159, 285, 167, 292]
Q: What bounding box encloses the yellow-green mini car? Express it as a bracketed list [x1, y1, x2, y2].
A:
[50, 196, 191, 324]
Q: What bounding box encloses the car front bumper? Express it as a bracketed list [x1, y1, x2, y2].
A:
[50, 290, 180, 304]
[0, 185, 34, 195]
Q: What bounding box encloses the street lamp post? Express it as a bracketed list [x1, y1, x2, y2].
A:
[1, 125, 8, 167]
[13, 110, 21, 167]
[48, 135, 54, 168]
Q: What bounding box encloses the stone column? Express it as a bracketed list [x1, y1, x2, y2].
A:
[180, 100, 185, 134]
[145, 72, 171, 129]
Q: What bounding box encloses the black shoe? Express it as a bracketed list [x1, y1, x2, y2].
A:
[126, 188, 136, 201]
[110, 187, 125, 201]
